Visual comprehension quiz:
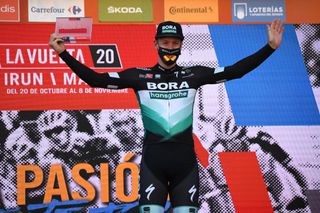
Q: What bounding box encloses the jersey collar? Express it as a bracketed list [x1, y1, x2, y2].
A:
[153, 64, 180, 73]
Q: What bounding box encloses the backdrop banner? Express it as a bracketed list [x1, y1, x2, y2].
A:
[0, 23, 319, 212]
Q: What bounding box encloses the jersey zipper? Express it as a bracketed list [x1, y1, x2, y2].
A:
[168, 94, 170, 134]
[166, 74, 170, 134]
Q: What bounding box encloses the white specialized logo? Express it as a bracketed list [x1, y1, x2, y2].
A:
[145, 184, 155, 201]
[188, 185, 197, 202]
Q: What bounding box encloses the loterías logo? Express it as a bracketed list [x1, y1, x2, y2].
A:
[68, 5, 82, 15]
[233, 3, 247, 19]
[232, 0, 285, 22]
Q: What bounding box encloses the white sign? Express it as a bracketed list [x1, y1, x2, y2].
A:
[28, 0, 84, 22]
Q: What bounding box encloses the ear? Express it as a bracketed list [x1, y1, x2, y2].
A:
[154, 40, 159, 49]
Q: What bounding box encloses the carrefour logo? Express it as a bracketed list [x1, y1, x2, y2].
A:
[68, 5, 82, 15]
[107, 6, 143, 14]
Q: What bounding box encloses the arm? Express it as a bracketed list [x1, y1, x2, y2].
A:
[223, 19, 284, 80]
[213, 43, 275, 82]
[198, 20, 284, 84]
[49, 33, 136, 89]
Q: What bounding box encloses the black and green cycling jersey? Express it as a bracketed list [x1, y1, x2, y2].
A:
[59, 43, 275, 210]
[59, 44, 275, 146]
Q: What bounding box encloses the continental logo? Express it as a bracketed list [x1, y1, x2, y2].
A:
[107, 6, 143, 14]
[164, 0, 218, 22]
[149, 90, 188, 100]
[169, 6, 214, 15]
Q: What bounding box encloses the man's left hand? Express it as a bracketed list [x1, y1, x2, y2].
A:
[267, 19, 284, 49]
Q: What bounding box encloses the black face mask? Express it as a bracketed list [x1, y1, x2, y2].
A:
[158, 47, 181, 66]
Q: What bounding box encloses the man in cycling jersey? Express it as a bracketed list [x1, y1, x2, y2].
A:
[49, 20, 284, 213]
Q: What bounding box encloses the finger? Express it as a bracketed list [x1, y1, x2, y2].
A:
[52, 32, 62, 37]
[50, 33, 63, 41]
[52, 37, 64, 43]
[55, 38, 64, 43]
[52, 38, 64, 45]
[274, 19, 279, 31]
[50, 33, 59, 40]
[279, 22, 284, 33]
[276, 19, 282, 32]
[53, 35, 64, 41]
[279, 26, 284, 34]
[271, 19, 276, 30]
[266, 24, 271, 31]
[56, 34, 64, 39]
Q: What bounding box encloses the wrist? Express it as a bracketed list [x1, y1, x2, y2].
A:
[57, 48, 66, 55]
[268, 42, 277, 50]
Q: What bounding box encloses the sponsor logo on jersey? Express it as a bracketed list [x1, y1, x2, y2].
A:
[188, 185, 197, 202]
[145, 74, 153, 79]
[139, 73, 155, 79]
[142, 207, 151, 213]
[145, 184, 155, 201]
[149, 90, 188, 100]
[147, 81, 189, 90]
[136, 67, 151, 71]
[182, 73, 195, 78]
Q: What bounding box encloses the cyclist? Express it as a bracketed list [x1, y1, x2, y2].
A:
[49, 20, 284, 213]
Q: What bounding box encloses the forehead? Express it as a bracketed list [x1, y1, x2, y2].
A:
[157, 37, 182, 43]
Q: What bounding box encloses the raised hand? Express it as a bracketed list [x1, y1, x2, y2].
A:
[48, 33, 66, 54]
[267, 19, 284, 49]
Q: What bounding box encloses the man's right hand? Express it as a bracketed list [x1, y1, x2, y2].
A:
[49, 33, 65, 54]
